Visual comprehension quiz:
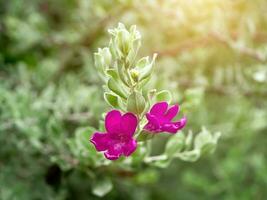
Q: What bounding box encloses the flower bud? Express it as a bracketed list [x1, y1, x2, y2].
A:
[94, 50, 105, 72]
[130, 69, 139, 82]
[94, 48, 112, 74]
[101, 47, 112, 67]
[117, 29, 131, 54]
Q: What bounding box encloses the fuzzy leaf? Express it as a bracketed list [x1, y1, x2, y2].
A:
[184, 130, 193, 150]
[106, 68, 118, 80]
[176, 149, 201, 162]
[165, 133, 185, 157]
[92, 178, 113, 197]
[127, 91, 146, 114]
[156, 90, 172, 103]
[104, 92, 120, 108]
[107, 78, 127, 99]
[135, 54, 157, 81]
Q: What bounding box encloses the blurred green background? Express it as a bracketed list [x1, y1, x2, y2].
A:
[1, 0, 267, 199]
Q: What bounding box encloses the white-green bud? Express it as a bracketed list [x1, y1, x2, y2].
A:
[117, 29, 131, 54]
[94, 48, 112, 73]
[130, 69, 139, 82]
[94, 50, 105, 72]
[101, 47, 112, 67]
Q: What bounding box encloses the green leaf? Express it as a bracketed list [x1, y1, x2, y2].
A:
[176, 149, 201, 162]
[184, 130, 193, 150]
[194, 127, 213, 150]
[145, 154, 167, 162]
[201, 131, 221, 154]
[165, 133, 185, 157]
[106, 68, 118, 80]
[94, 47, 112, 72]
[135, 54, 157, 81]
[101, 47, 112, 66]
[156, 90, 172, 103]
[153, 158, 171, 168]
[145, 155, 170, 168]
[92, 178, 113, 197]
[104, 92, 121, 109]
[94, 53, 104, 72]
[107, 78, 128, 99]
[127, 91, 146, 114]
[116, 62, 131, 86]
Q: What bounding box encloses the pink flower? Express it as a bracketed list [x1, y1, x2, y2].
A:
[90, 110, 138, 160]
[144, 101, 187, 134]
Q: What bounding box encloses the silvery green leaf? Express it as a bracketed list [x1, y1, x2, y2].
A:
[153, 158, 171, 168]
[109, 38, 122, 58]
[203, 131, 221, 154]
[92, 178, 113, 197]
[130, 24, 141, 41]
[194, 128, 221, 155]
[118, 22, 126, 29]
[107, 78, 128, 99]
[148, 89, 157, 99]
[136, 56, 149, 70]
[126, 39, 141, 66]
[165, 133, 185, 157]
[106, 69, 118, 80]
[104, 92, 119, 108]
[144, 155, 170, 168]
[176, 149, 201, 162]
[101, 47, 112, 66]
[200, 142, 217, 155]
[184, 130, 193, 150]
[116, 62, 131, 86]
[94, 52, 105, 73]
[138, 75, 151, 88]
[194, 127, 213, 150]
[135, 54, 157, 81]
[117, 29, 131, 54]
[127, 91, 146, 114]
[94, 48, 112, 69]
[130, 69, 139, 82]
[104, 92, 124, 109]
[156, 90, 172, 103]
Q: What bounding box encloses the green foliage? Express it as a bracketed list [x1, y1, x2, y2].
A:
[1, 0, 267, 199]
[127, 91, 146, 115]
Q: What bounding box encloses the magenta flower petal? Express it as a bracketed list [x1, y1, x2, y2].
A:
[104, 151, 120, 160]
[90, 110, 138, 160]
[105, 110, 121, 134]
[121, 113, 138, 137]
[144, 101, 187, 134]
[150, 101, 168, 116]
[144, 113, 160, 132]
[123, 139, 137, 156]
[90, 132, 110, 151]
[173, 116, 187, 130]
[164, 105, 179, 121]
[161, 124, 178, 134]
[104, 142, 123, 160]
